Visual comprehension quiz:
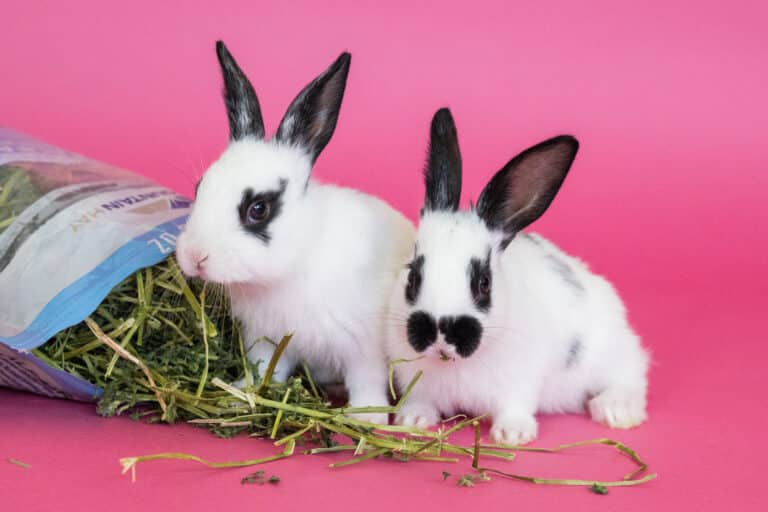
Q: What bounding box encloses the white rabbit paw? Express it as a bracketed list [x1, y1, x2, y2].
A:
[490, 413, 538, 445]
[588, 388, 647, 429]
[232, 362, 292, 390]
[395, 404, 440, 429]
[347, 411, 389, 426]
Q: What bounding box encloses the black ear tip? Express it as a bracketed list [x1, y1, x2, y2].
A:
[433, 107, 453, 122]
[543, 135, 579, 159]
[331, 52, 351, 75]
[215, 40, 233, 64]
[431, 108, 456, 137]
[558, 135, 580, 155]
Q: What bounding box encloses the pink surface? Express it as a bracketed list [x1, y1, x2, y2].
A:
[1, 0, 766, 510]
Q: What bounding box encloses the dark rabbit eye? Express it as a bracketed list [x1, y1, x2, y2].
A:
[469, 254, 492, 312]
[407, 268, 420, 291]
[237, 182, 286, 243]
[246, 200, 271, 223]
[405, 255, 425, 305]
[478, 274, 491, 295]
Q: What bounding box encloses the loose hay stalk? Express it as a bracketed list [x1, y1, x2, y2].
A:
[35, 257, 657, 488]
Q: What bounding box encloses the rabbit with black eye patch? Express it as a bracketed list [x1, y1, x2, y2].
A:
[385, 108, 649, 444]
[176, 42, 416, 423]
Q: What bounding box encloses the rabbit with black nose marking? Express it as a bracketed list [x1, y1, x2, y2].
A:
[385, 108, 649, 444]
[176, 42, 415, 424]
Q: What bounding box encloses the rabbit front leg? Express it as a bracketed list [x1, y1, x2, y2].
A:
[344, 354, 390, 425]
[490, 381, 539, 445]
[392, 368, 441, 429]
[235, 338, 297, 387]
[394, 395, 441, 429]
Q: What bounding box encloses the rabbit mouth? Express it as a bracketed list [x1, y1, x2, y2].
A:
[425, 344, 457, 362]
[438, 349, 455, 362]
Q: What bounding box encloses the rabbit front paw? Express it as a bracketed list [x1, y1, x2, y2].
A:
[395, 403, 440, 429]
[490, 413, 538, 445]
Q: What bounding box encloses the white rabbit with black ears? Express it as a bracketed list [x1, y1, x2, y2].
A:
[385, 108, 649, 444]
[176, 42, 415, 423]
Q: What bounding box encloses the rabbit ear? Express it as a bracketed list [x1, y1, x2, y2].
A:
[216, 41, 265, 141]
[275, 52, 351, 164]
[476, 136, 578, 248]
[422, 108, 462, 213]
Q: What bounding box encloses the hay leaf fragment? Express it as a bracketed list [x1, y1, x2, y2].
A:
[457, 475, 475, 487]
[7, 458, 31, 469]
[240, 470, 281, 485]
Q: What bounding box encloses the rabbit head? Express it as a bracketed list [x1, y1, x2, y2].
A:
[397, 108, 579, 362]
[176, 41, 350, 285]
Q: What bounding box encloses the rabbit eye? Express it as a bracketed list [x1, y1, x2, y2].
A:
[405, 255, 425, 305]
[238, 182, 286, 243]
[246, 200, 271, 223]
[469, 252, 492, 312]
[407, 268, 421, 293]
[478, 274, 491, 295]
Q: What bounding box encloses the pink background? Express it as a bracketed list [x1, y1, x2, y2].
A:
[1, 1, 766, 510]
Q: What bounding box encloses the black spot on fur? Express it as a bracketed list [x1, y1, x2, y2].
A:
[237, 180, 286, 243]
[215, 41, 265, 141]
[468, 250, 492, 312]
[405, 254, 425, 305]
[438, 316, 483, 358]
[521, 232, 542, 245]
[422, 108, 462, 213]
[545, 253, 584, 293]
[407, 311, 438, 352]
[566, 337, 582, 368]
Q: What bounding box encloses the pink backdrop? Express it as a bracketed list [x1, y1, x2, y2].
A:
[1, 1, 766, 510]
